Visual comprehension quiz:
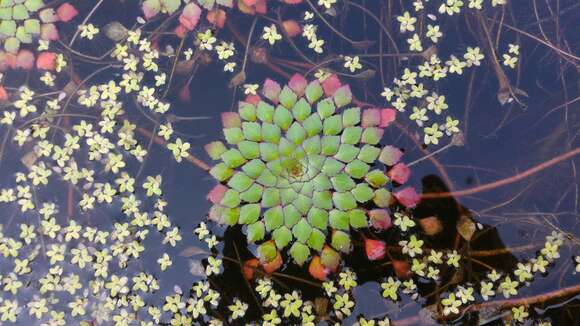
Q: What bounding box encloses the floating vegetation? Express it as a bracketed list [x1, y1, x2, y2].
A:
[0, 0, 577, 325]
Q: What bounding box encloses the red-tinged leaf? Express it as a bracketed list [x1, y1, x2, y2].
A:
[56, 3, 79, 22]
[142, 0, 160, 20]
[288, 73, 307, 96]
[243, 258, 260, 280]
[40, 23, 59, 41]
[364, 238, 386, 260]
[284, 0, 303, 3]
[0, 86, 8, 101]
[322, 74, 341, 96]
[388, 163, 410, 184]
[245, 94, 261, 105]
[237, 0, 255, 15]
[242, 0, 257, 5]
[262, 78, 281, 103]
[320, 245, 340, 272]
[255, 0, 267, 14]
[179, 85, 191, 102]
[262, 251, 283, 274]
[36, 52, 56, 71]
[39, 8, 59, 23]
[393, 260, 411, 279]
[361, 108, 381, 128]
[379, 145, 403, 166]
[179, 3, 201, 31]
[206, 9, 226, 29]
[282, 20, 301, 38]
[308, 256, 329, 281]
[394, 187, 420, 208]
[207, 184, 228, 204]
[174, 24, 187, 39]
[379, 108, 396, 127]
[368, 209, 392, 230]
[221, 112, 241, 128]
[15, 50, 34, 70]
[0, 52, 17, 71]
[419, 216, 443, 236]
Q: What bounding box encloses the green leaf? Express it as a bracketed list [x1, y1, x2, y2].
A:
[209, 163, 233, 182]
[239, 184, 263, 203]
[317, 98, 335, 118]
[221, 148, 246, 168]
[351, 183, 374, 202]
[312, 190, 333, 210]
[331, 230, 351, 253]
[331, 173, 356, 192]
[0, 7, 11, 20]
[273, 105, 293, 130]
[241, 159, 266, 179]
[280, 188, 298, 205]
[256, 169, 277, 186]
[320, 136, 340, 156]
[247, 221, 265, 243]
[302, 136, 321, 155]
[227, 172, 254, 192]
[361, 127, 383, 145]
[342, 107, 361, 127]
[323, 115, 343, 136]
[293, 194, 313, 215]
[345, 159, 370, 179]
[292, 98, 311, 122]
[321, 158, 344, 177]
[24, 0, 43, 13]
[349, 209, 368, 228]
[238, 102, 257, 121]
[305, 80, 323, 103]
[261, 122, 281, 144]
[12, 4, 29, 20]
[334, 144, 359, 163]
[223, 127, 244, 144]
[341, 126, 362, 144]
[261, 187, 281, 207]
[16, 26, 32, 43]
[258, 241, 277, 262]
[303, 113, 323, 137]
[205, 141, 227, 160]
[272, 226, 292, 249]
[358, 145, 381, 163]
[292, 219, 312, 243]
[283, 205, 301, 227]
[237, 141, 260, 159]
[257, 101, 275, 123]
[307, 207, 329, 229]
[286, 121, 307, 145]
[220, 189, 240, 208]
[161, 0, 181, 13]
[289, 242, 310, 265]
[0, 20, 16, 37]
[365, 170, 389, 188]
[223, 207, 239, 225]
[312, 173, 332, 191]
[329, 210, 349, 230]
[333, 85, 352, 108]
[242, 122, 262, 142]
[239, 203, 261, 224]
[308, 229, 326, 251]
[279, 86, 297, 109]
[278, 138, 296, 157]
[259, 142, 278, 162]
[264, 206, 284, 231]
[23, 18, 39, 35]
[333, 192, 357, 210]
[373, 188, 392, 208]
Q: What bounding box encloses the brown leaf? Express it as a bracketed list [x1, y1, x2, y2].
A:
[229, 71, 246, 88]
[457, 215, 476, 241]
[314, 297, 329, 319]
[104, 22, 128, 42]
[179, 246, 210, 258]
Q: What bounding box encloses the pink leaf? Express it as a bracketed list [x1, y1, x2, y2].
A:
[0, 52, 17, 71]
[388, 163, 410, 184]
[262, 78, 281, 103]
[364, 238, 386, 260]
[221, 112, 242, 128]
[207, 184, 228, 204]
[368, 209, 392, 230]
[361, 108, 381, 128]
[15, 50, 34, 70]
[174, 24, 187, 39]
[244, 95, 261, 105]
[255, 0, 267, 14]
[242, 0, 257, 5]
[179, 3, 201, 31]
[36, 52, 57, 71]
[394, 187, 421, 208]
[39, 9, 59, 23]
[56, 3, 78, 22]
[321, 74, 341, 96]
[0, 86, 8, 101]
[206, 9, 226, 29]
[40, 23, 59, 41]
[288, 73, 307, 96]
[379, 108, 396, 127]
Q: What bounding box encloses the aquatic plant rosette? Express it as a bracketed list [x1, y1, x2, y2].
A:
[204, 74, 420, 277]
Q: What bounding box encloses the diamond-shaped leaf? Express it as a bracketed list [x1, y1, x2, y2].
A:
[241, 159, 266, 178]
[258, 241, 278, 262]
[223, 207, 240, 225]
[323, 115, 342, 136]
[351, 183, 374, 202]
[273, 226, 292, 249]
[312, 190, 333, 209]
[303, 114, 323, 137]
[334, 144, 359, 163]
[321, 158, 345, 177]
[305, 80, 323, 103]
[273, 105, 294, 130]
[238, 102, 257, 121]
[361, 127, 384, 144]
[227, 172, 254, 192]
[240, 184, 263, 203]
[239, 204, 261, 224]
[331, 230, 351, 253]
[284, 205, 301, 227]
[262, 187, 281, 207]
[238, 141, 260, 159]
[349, 209, 367, 228]
[257, 101, 275, 122]
[286, 121, 307, 144]
[317, 98, 335, 118]
[342, 107, 361, 127]
[358, 145, 381, 163]
[292, 219, 312, 243]
[308, 229, 326, 251]
[331, 173, 355, 192]
[333, 192, 357, 210]
[242, 122, 262, 142]
[321, 136, 340, 156]
[307, 207, 329, 229]
[259, 142, 279, 162]
[345, 159, 370, 179]
[365, 170, 389, 188]
[205, 141, 227, 160]
[329, 210, 349, 230]
[261, 123, 281, 144]
[333, 85, 352, 108]
[209, 163, 233, 181]
[279, 86, 297, 109]
[247, 221, 265, 242]
[373, 188, 392, 208]
[289, 242, 310, 265]
[292, 98, 311, 122]
[220, 189, 240, 208]
[264, 206, 284, 231]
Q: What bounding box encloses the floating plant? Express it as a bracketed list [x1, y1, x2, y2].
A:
[205, 74, 419, 274]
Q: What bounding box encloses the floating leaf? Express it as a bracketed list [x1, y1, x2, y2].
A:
[179, 2, 201, 31]
[457, 215, 475, 241]
[56, 2, 78, 22]
[388, 163, 410, 184]
[290, 242, 310, 265]
[331, 230, 350, 253]
[368, 209, 392, 230]
[308, 256, 328, 281]
[394, 187, 420, 208]
[104, 22, 128, 42]
[419, 216, 443, 236]
[364, 238, 386, 260]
